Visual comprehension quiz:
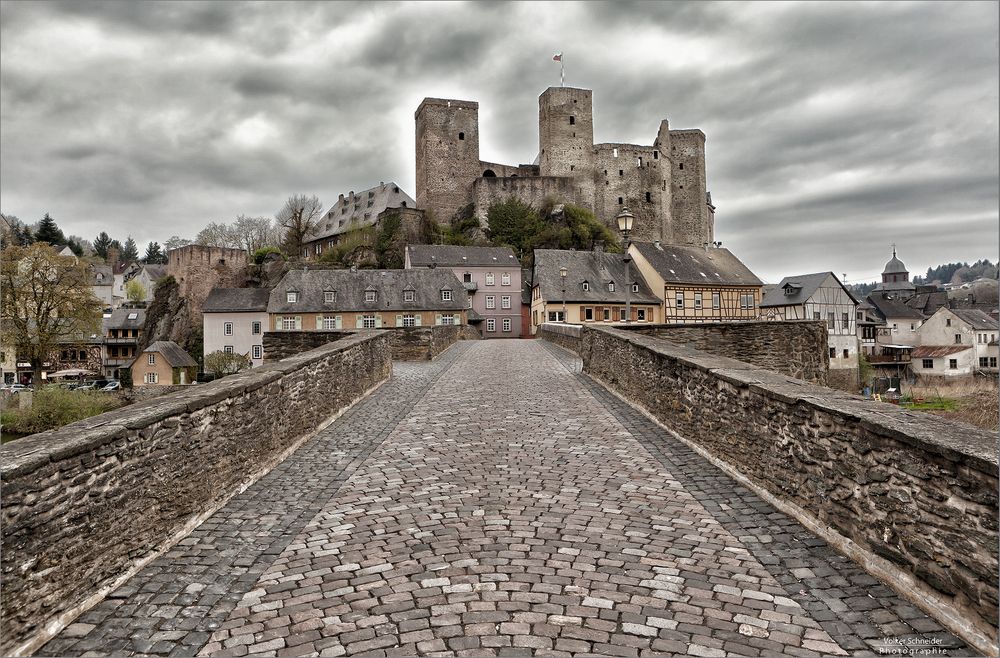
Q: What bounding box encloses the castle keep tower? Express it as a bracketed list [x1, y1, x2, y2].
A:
[538, 87, 595, 200]
[415, 98, 481, 222]
[668, 129, 711, 246]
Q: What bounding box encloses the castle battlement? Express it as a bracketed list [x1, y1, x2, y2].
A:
[415, 87, 714, 247]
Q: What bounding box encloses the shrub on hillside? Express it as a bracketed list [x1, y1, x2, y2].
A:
[1, 388, 123, 435]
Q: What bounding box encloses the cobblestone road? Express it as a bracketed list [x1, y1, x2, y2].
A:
[41, 340, 969, 657]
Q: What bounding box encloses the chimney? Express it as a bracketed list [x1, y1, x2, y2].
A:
[653, 240, 661, 249]
[339, 193, 345, 203]
[593, 240, 604, 253]
[108, 246, 119, 269]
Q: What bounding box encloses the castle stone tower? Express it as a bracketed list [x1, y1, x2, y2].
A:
[538, 87, 595, 204]
[668, 129, 711, 246]
[415, 98, 481, 223]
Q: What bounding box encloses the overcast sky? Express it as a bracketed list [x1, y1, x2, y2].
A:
[1, 1, 997, 283]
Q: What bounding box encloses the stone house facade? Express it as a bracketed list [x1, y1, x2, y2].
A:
[404, 245, 523, 338]
[202, 288, 270, 367]
[415, 87, 715, 246]
[267, 269, 469, 332]
[912, 307, 998, 378]
[130, 341, 197, 387]
[303, 182, 417, 258]
[629, 241, 763, 324]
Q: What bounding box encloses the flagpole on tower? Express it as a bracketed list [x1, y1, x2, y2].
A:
[553, 52, 564, 86]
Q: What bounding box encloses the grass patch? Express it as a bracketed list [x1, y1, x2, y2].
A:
[1, 388, 123, 436]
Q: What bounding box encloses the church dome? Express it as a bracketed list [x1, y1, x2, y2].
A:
[882, 250, 907, 275]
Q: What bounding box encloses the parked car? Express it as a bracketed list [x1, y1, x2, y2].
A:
[101, 381, 121, 391]
[1, 383, 30, 393]
[74, 382, 97, 391]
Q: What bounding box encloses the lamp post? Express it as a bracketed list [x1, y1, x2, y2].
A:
[559, 266, 568, 322]
[616, 208, 635, 324]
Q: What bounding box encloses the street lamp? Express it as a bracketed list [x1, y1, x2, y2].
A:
[616, 208, 635, 324]
[559, 266, 568, 322]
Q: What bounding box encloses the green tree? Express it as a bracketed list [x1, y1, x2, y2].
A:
[34, 213, 66, 246]
[121, 236, 140, 263]
[204, 350, 252, 378]
[485, 197, 543, 259]
[1, 214, 34, 248]
[125, 279, 146, 303]
[0, 244, 102, 385]
[93, 231, 113, 260]
[143, 241, 166, 264]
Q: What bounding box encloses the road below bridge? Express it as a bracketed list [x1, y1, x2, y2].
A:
[40, 340, 969, 657]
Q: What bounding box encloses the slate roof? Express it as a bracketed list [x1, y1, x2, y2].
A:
[91, 265, 113, 286]
[882, 252, 908, 274]
[407, 244, 520, 268]
[268, 269, 468, 313]
[950, 308, 997, 331]
[866, 292, 924, 321]
[760, 272, 858, 308]
[631, 242, 762, 288]
[104, 307, 146, 330]
[203, 288, 271, 313]
[141, 341, 198, 368]
[912, 345, 972, 358]
[309, 182, 415, 241]
[143, 265, 168, 281]
[532, 249, 660, 305]
[905, 290, 949, 316]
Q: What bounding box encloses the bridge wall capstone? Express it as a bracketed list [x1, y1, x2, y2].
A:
[575, 325, 998, 654]
[537, 322, 582, 354]
[0, 332, 391, 657]
[264, 325, 477, 363]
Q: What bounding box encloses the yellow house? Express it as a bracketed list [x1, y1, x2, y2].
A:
[267, 268, 469, 331]
[628, 241, 763, 323]
[530, 248, 662, 333]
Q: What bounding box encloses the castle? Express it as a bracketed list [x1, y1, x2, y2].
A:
[415, 86, 716, 246]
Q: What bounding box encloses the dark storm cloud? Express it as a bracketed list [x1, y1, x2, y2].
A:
[1, 1, 996, 282]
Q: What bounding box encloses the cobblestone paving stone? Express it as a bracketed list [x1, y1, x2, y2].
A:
[38, 344, 471, 658]
[41, 340, 971, 657]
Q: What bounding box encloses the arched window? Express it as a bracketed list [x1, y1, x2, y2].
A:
[483, 169, 497, 177]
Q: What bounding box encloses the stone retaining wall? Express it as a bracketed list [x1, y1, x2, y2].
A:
[538, 322, 582, 353]
[627, 320, 829, 385]
[578, 325, 998, 653]
[264, 325, 474, 363]
[0, 332, 391, 656]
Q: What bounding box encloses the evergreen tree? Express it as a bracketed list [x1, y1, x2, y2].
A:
[121, 236, 140, 263]
[93, 231, 113, 261]
[34, 213, 65, 246]
[66, 238, 84, 257]
[143, 241, 167, 264]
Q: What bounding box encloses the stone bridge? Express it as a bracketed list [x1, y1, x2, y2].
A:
[2, 331, 997, 657]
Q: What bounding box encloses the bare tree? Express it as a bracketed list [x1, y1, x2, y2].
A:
[232, 215, 283, 254]
[195, 221, 239, 249]
[276, 195, 323, 257]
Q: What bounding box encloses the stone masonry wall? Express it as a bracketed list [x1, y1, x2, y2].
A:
[539, 322, 582, 354]
[628, 320, 829, 385]
[0, 332, 391, 656]
[264, 325, 473, 363]
[263, 331, 352, 362]
[472, 176, 586, 226]
[578, 325, 998, 650]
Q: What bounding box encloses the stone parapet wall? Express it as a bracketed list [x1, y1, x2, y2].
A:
[0, 333, 391, 656]
[262, 331, 352, 361]
[264, 325, 475, 363]
[539, 322, 582, 354]
[828, 367, 861, 393]
[579, 325, 998, 653]
[472, 176, 586, 225]
[628, 320, 829, 385]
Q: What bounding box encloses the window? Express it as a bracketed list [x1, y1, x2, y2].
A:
[487, 318, 496, 332]
[224, 345, 234, 354]
[548, 311, 564, 322]
[404, 290, 415, 302]
[486, 295, 496, 309]
[843, 312, 849, 326]
[827, 313, 835, 330]
[252, 345, 262, 360]
[127, 312, 138, 320]
[712, 293, 720, 310]
[613, 148, 618, 158]
[679, 163, 684, 170]
[637, 309, 646, 321]
[585, 307, 594, 321]
[281, 316, 296, 331]
[949, 359, 958, 370]
[992, 357, 998, 368]
[325, 291, 336, 303]
[603, 308, 611, 321]
[923, 359, 934, 369]
[740, 295, 754, 310]
[632, 283, 639, 293]
[501, 295, 511, 309]
[224, 322, 233, 336]
[829, 347, 836, 359]
[955, 334, 962, 344]
[148, 354, 155, 365]
[645, 192, 651, 202]
[813, 311, 821, 321]
[501, 273, 511, 286]
[322, 316, 339, 330]
[441, 289, 453, 302]
[486, 273, 495, 286]
[463, 272, 472, 282]
[676, 292, 684, 308]
[145, 372, 158, 384]
[946, 318, 951, 327]
[365, 290, 377, 303]
[843, 349, 849, 359]
[618, 197, 623, 204]
[440, 315, 455, 326]
[286, 291, 298, 303]
[362, 315, 377, 329]
[252, 321, 261, 335]
[910, 324, 915, 330]
[503, 318, 512, 332]
[694, 293, 702, 310]
[569, 116, 575, 125]
[619, 308, 627, 321]
[583, 282, 590, 291]
[979, 357, 989, 367]
[459, 132, 465, 140]
[402, 314, 416, 327]
[608, 282, 615, 292]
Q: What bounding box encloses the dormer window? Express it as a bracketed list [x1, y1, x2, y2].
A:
[632, 284, 639, 293]
[441, 289, 453, 302]
[365, 290, 377, 303]
[582, 281, 590, 291]
[608, 282, 615, 292]
[324, 290, 336, 303]
[404, 289, 415, 302]
[287, 291, 299, 303]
